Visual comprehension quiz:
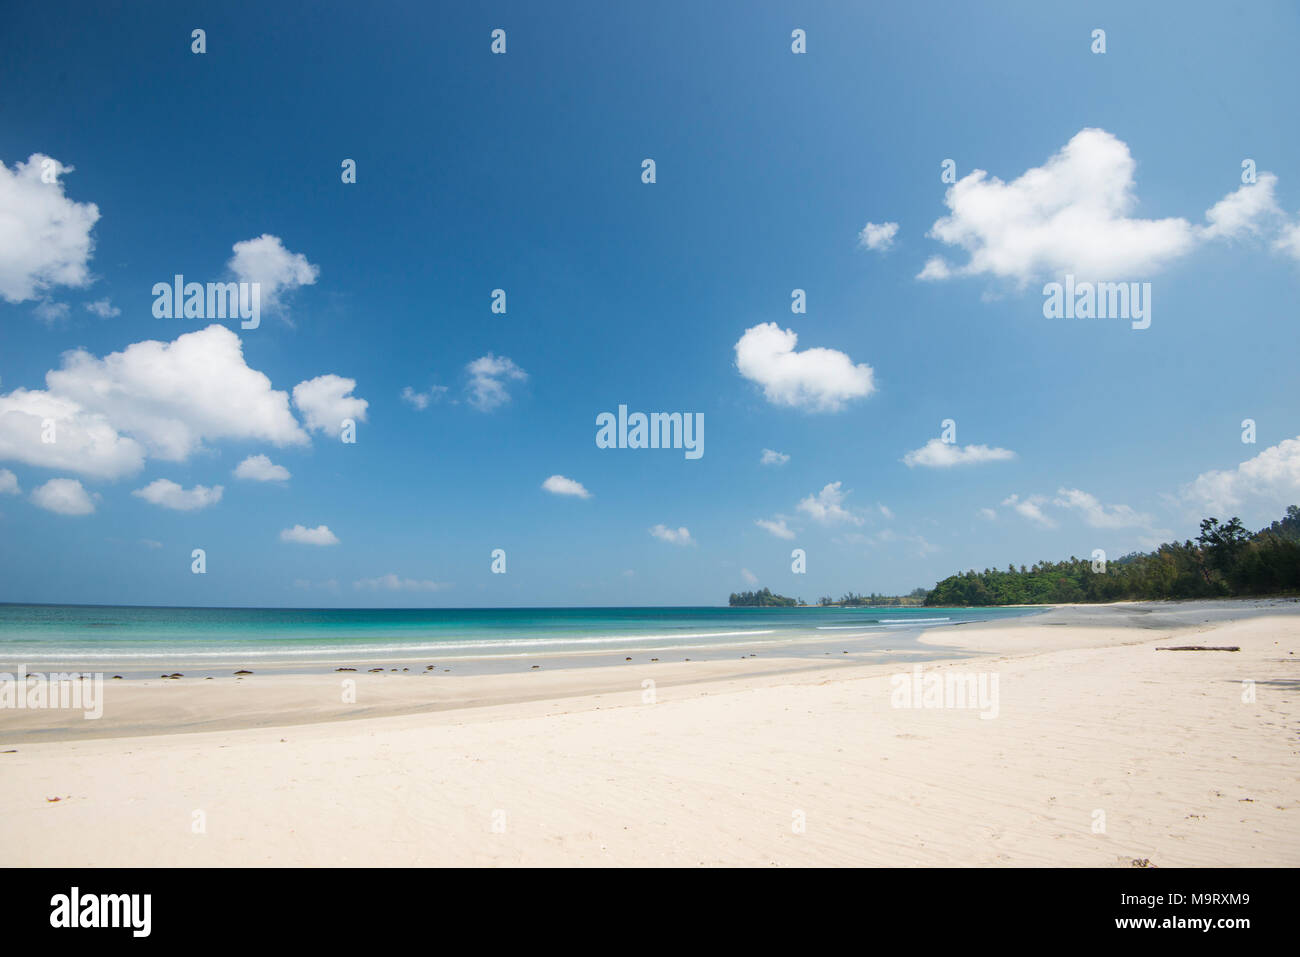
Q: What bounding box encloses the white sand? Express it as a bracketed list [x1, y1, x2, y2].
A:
[1, 600, 1296, 866]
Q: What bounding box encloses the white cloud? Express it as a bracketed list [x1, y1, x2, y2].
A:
[132, 479, 223, 511]
[903, 438, 1016, 468]
[918, 128, 1280, 285]
[734, 323, 875, 412]
[0, 468, 19, 494]
[1201, 173, 1280, 240]
[977, 507, 997, 520]
[1001, 493, 1056, 529]
[0, 387, 144, 479]
[760, 448, 790, 466]
[541, 474, 591, 498]
[740, 568, 758, 585]
[401, 384, 447, 410]
[466, 354, 527, 411]
[0, 324, 308, 479]
[755, 516, 795, 539]
[1180, 436, 1300, 516]
[353, 573, 450, 592]
[858, 221, 899, 251]
[878, 503, 894, 520]
[234, 453, 290, 482]
[916, 257, 952, 281]
[227, 234, 318, 312]
[401, 387, 429, 410]
[650, 524, 694, 546]
[292, 374, 368, 437]
[0, 153, 99, 303]
[797, 481, 863, 525]
[1275, 221, 1300, 262]
[1052, 487, 1153, 529]
[33, 300, 69, 324]
[84, 298, 120, 318]
[280, 524, 339, 546]
[30, 477, 95, 515]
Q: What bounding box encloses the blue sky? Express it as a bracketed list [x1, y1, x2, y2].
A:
[2, 1, 1298, 607]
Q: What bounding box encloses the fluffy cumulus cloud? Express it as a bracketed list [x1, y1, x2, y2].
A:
[918, 128, 1282, 285]
[0, 325, 310, 479]
[1052, 487, 1153, 529]
[760, 448, 789, 466]
[0, 386, 144, 479]
[649, 524, 694, 545]
[903, 438, 1016, 468]
[0, 468, 20, 494]
[279, 524, 339, 546]
[292, 375, 368, 437]
[755, 516, 795, 539]
[132, 479, 223, 511]
[353, 573, 450, 592]
[541, 474, 590, 498]
[30, 477, 95, 515]
[1179, 436, 1300, 516]
[234, 454, 290, 482]
[1201, 172, 1281, 240]
[797, 481, 862, 525]
[227, 234, 319, 311]
[0, 154, 100, 303]
[858, 221, 899, 251]
[734, 323, 875, 412]
[46, 326, 307, 459]
[466, 354, 527, 411]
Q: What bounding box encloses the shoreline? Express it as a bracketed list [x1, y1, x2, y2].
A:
[0, 605, 1044, 681]
[1, 598, 1296, 866]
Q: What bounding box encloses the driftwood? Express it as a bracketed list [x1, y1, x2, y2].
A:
[1155, 645, 1240, 652]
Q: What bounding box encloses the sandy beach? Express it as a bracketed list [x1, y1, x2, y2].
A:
[1, 599, 1297, 867]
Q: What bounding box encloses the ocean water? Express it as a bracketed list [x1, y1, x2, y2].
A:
[0, 603, 1043, 674]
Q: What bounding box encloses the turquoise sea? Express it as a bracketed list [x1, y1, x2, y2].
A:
[0, 603, 1043, 675]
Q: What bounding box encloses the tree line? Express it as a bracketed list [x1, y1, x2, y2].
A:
[728, 587, 800, 607]
[924, 506, 1300, 606]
